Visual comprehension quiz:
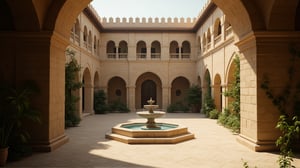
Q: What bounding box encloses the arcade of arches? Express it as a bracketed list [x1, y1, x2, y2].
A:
[0, 0, 300, 152]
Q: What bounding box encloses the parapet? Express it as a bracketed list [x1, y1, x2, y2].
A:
[87, 4, 197, 30]
[99, 17, 196, 29]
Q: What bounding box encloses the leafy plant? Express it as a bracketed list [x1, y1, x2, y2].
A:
[94, 90, 108, 114]
[0, 80, 40, 149]
[261, 45, 300, 167]
[218, 55, 240, 133]
[65, 49, 82, 127]
[107, 100, 130, 113]
[202, 73, 215, 116]
[167, 102, 189, 113]
[209, 109, 219, 119]
[185, 85, 202, 113]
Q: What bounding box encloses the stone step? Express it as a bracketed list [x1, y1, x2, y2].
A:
[106, 132, 195, 144]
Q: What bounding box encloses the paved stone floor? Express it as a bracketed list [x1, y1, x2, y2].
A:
[6, 113, 300, 168]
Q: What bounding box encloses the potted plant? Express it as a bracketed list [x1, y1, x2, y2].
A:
[0, 80, 40, 166]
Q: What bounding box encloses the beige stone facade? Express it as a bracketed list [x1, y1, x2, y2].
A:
[69, 3, 238, 115]
[1, 0, 300, 152]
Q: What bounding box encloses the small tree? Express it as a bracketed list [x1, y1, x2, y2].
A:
[94, 90, 108, 114]
[65, 49, 82, 127]
[186, 85, 202, 113]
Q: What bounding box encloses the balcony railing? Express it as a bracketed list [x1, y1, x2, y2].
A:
[137, 53, 147, 59]
[107, 53, 116, 59]
[170, 53, 179, 59]
[214, 35, 221, 45]
[151, 53, 161, 59]
[225, 26, 233, 39]
[119, 53, 128, 59]
[181, 53, 190, 59]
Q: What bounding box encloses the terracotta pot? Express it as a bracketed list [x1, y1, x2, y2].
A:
[0, 147, 8, 166]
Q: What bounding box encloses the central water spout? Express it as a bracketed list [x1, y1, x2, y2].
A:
[136, 98, 165, 129]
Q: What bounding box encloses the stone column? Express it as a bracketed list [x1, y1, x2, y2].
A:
[12, 32, 69, 152]
[236, 31, 300, 151]
[127, 86, 136, 112]
[162, 85, 170, 110]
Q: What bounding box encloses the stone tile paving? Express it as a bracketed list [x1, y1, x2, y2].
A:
[6, 113, 300, 168]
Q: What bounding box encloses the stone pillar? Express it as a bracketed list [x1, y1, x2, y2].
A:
[236, 31, 300, 151]
[84, 83, 94, 114]
[127, 86, 136, 112]
[162, 86, 170, 110]
[12, 32, 69, 151]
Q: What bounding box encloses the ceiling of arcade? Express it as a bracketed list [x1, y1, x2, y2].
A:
[1, 0, 299, 40]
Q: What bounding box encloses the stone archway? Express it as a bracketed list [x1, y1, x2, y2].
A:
[107, 77, 127, 105]
[171, 77, 190, 104]
[82, 68, 93, 115]
[135, 72, 162, 109]
[213, 74, 222, 112]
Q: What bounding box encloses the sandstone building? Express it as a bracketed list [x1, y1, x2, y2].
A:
[0, 0, 299, 152]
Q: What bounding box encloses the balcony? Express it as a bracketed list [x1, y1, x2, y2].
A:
[170, 53, 179, 59]
[119, 53, 128, 59]
[137, 53, 147, 59]
[181, 53, 190, 59]
[151, 53, 161, 59]
[107, 53, 117, 59]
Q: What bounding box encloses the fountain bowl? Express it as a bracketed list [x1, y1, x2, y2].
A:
[136, 111, 165, 119]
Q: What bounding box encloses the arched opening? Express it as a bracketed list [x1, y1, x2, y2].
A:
[94, 71, 100, 92]
[169, 40, 179, 59]
[181, 41, 191, 59]
[135, 72, 162, 109]
[202, 34, 207, 52]
[203, 70, 212, 103]
[151, 41, 161, 59]
[82, 68, 93, 115]
[214, 18, 222, 44]
[207, 28, 211, 49]
[107, 77, 127, 106]
[213, 74, 222, 112]
[171, 77, 190, 104]
[141, 80, 157, 107]
[74, 19, 80, 44]
[83, 26, 88, 47]
[136, 41, 147, 59]
[119, 40, 128, 59]
[106, 40, 116, 59]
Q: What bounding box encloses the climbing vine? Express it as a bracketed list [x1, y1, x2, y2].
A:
[65, 49, 82, 127]
[218, 55, 240, 133]
[261, 46, 300, 168]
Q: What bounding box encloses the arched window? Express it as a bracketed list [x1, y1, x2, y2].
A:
[74, 19, 80, 43]
[224, 16, 232, 38]
[106, 41, 116, 59]
[214, 18, 222, 44]
[169, 41, 179, 59]
[136, 41, 147, 59]
[181, 41, 190, 59]
[151, 41, 161, 59]
[88, 30, 92, 51]
[83, 26, 87, 47]
[93, 35, 97, 51]
[119, 40, 128, 59]
[202, 33, 207, 52]
[207, 28, 211, 49]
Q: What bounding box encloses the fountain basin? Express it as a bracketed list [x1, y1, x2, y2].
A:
[106, 122, 195, 144]
[136, 111, 165, 119]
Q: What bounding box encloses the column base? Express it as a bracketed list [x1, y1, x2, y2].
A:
[31, 134, 69, 152]
[237, 134, 277, 152]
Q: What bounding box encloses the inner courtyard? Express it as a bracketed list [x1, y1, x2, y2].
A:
[1, 0, 300, 167]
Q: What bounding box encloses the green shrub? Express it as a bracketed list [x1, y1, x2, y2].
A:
[202, 95, 215, 117]
[94, 90, 108, 114]
[107, 100, 130, 113]
[218, 108, 240, 133]
[209, 109, 219, 119]
[185, 85, 202, 113]
[167, 102, 189, 113]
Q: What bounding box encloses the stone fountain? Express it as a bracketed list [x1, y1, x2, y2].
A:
[136, 98, 165, 129]
[106, 98, 195, 144]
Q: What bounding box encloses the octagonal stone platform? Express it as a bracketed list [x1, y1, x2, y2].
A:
[105, 122, 195, 144]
